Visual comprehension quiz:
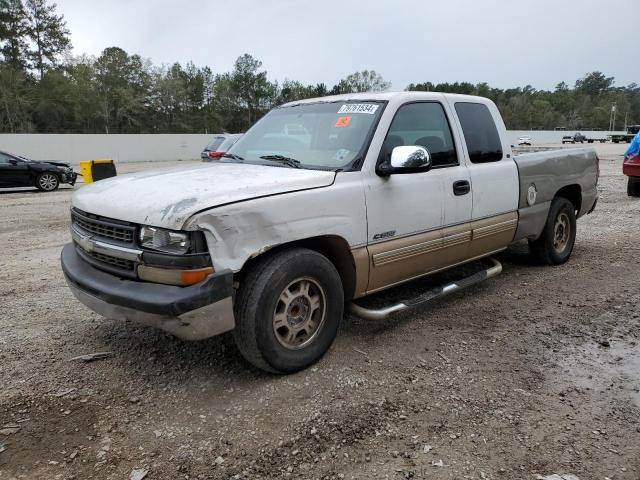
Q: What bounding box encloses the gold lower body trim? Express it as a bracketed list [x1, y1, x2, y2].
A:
[365, 211, 518, 294]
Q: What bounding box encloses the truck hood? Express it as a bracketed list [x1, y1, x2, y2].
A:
[72, 162, 336, 230]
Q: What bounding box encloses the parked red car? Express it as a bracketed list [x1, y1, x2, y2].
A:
[624, 156, 640, 196]
[623, 129, 640, 197]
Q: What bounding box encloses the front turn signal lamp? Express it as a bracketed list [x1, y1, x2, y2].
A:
[138, 265, 214, 286]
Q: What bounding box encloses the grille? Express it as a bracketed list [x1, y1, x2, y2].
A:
[72, 210, 134, 244]
[84, 250, 135, 272]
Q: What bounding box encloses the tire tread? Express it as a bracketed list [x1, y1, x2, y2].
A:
[628, 177, 640, 197]
[233, 248, 342, 373]
[529, 197, 576, 266]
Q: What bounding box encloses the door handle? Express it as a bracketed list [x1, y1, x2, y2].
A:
[453, 180, 470, 196]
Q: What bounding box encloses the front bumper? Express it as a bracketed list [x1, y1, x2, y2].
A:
[61, 243, 235, 340]
[61, 171, 78, 186]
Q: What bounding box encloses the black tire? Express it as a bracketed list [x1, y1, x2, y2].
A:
[35, 172, 59, 192]
[529, 197, 577, 265]
[628, 177, 640, 197]
[233, 248, 344, 374]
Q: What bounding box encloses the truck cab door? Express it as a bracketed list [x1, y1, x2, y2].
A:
[449, 101, 519, 258]
[363, 101, 472, 293]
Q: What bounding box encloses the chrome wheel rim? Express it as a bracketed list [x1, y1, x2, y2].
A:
[553, 212, 570, 253]
[39, 174, 57, 191]
[272, 277, 326, 350]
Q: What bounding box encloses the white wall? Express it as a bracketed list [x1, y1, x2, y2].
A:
[0, 134, 213, 164]
[0, 131, 629, 165]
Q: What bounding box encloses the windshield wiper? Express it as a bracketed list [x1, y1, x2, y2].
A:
[259, 155, 302, 169]
[221, 153, 245, 161]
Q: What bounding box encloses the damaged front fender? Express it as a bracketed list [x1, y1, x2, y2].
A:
[184, 172, 368, 273]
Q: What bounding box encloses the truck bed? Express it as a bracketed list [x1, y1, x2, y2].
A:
[512, 147, 599, 241]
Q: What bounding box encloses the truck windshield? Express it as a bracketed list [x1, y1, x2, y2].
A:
[224, 101, 384, 170]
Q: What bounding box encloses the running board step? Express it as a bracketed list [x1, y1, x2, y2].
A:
[349, 258, 503, 321]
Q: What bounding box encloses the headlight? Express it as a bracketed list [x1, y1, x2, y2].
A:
[139, 226, 191, 254]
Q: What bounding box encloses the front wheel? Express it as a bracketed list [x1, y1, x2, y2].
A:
[36, 172, 59, 191]
[529, 197, 577, 265]
[233, 248, 344, 373]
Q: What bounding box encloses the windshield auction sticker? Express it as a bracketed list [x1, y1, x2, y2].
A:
[337, 104, 379, 114]
[335, 116, 352, 128]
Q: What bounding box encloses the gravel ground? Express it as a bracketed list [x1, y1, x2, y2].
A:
[1, 145, 639, 480]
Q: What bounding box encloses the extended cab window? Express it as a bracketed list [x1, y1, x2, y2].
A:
[455, 102, 503, 163]
[381, 102, 457, 168]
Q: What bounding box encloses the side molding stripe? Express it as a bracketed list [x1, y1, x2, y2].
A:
[373, 230, 472, 266]
[472, 218, 518, 240]
[370, 212, 518, 268]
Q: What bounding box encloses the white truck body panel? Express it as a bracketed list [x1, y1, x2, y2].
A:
[362, 168, 444, 243]
[442, 164, 472, 226]
[466, 161, 520, 219]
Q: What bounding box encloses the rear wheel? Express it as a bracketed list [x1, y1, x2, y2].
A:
[627, 177, 640, 197]
[529, 197, 577, 265]
[36, 172, 59, 191]
[233, 248, 343, 373]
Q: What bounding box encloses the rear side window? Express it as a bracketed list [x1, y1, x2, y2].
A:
[218, 136, 240, 152]
[455, 103, 503, 163]
[381, 102, 458, 168]
[205, 137, 226, 151]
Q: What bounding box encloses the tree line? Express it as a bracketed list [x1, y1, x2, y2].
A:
[1, 0, 638, 134]
[407, 75, 640, 131]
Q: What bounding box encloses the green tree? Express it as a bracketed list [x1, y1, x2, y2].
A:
[276, 79, 326, 104]
[0, 63, 32, 131]
[231, 53, 277, 127]
[332, 70, 390, 94]
[153, 62, 190, 132]
[0, 0, 29, 70]
[64, 55, 101, 132]
[575, 71, 614, 97]
[24, 0, 70, 78]
[94, 47, 150, 133]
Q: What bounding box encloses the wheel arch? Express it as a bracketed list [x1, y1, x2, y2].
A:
[554, 184, 582, 213]
[237, 235, 361, 300]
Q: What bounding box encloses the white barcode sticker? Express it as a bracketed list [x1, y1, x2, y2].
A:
[337, 104, 379, 115]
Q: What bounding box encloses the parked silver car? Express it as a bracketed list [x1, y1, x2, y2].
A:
[201, 134, 243, 161]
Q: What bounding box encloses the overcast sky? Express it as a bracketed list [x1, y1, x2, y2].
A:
[56, 0, 637, 91]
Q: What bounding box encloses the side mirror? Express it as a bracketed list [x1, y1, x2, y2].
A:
[9, 159, 18, 165]
[378, 146, 432, 176]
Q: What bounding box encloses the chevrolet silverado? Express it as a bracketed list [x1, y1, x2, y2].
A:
[61, 92, 599, 373]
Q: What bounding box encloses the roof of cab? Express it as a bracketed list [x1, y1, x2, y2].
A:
[280, 91, 493, 108]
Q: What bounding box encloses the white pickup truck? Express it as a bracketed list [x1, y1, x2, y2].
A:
[61, 92, 599, 373]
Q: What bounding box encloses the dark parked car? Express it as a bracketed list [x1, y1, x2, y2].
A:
[0, 150, 77, 191]
[562, 133, 586, 144]
[201, 134, 242, 161]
